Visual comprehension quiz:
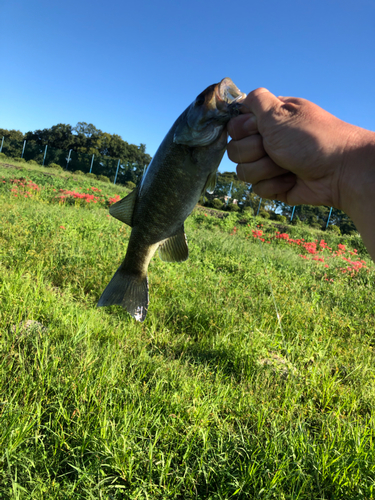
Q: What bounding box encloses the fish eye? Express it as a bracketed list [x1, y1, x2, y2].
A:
[195, 94, 205, 106]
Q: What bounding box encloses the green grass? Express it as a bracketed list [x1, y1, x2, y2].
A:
[0, 157, 126, 196]
[0, 161, 375, 498]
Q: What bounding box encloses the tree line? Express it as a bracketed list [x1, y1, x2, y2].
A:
[0, 123, 152, 185]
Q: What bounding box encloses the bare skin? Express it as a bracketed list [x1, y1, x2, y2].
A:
[227, 88, 375, 261]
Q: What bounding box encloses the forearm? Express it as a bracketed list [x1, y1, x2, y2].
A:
[339, 128, 375, 261]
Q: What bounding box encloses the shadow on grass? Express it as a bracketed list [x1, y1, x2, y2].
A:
[147, 308, 257, 383]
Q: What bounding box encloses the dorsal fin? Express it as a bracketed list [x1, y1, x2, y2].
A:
[158, 226, 189, 262]
[109, 189, 137, 226]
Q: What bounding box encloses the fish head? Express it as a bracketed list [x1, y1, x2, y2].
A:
[174, 78, 246, 147]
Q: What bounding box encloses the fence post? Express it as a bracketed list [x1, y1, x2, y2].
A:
[0, 136, 4, 153]
[290, 206, 296, 222]
[226, 182, 233, 207]
[325, 207, 333, 229]
[42, 145, 48, 166]
[21, 140, 26, 158]
[256, 198, 262, 216]
[114, 159, 121, 184]
[66, 149, 72, 170]
[90, 154, 95, 173]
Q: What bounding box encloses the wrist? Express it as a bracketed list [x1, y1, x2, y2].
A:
[339, 127, 375, 212]
[338, 127, 375, 260]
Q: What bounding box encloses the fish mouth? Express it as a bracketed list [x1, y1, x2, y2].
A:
[175, 78, 246, 147]
[215, 78, 246, 114]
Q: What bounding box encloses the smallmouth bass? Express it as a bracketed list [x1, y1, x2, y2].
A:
[98, 78, 246, 321]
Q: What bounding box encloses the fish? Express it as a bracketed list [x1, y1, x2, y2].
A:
[97, 77, 246, 321]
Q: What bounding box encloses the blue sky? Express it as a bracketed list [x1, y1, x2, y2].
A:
[1, 0, 374, 173]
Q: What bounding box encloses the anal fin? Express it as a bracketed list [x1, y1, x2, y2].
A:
[158, 226, 189, 262]
[109, 188, 137, 226]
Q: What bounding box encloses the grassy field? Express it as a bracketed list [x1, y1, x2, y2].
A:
[0, 160, 375, 499]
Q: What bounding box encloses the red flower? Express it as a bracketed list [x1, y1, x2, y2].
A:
[108, 194, 121, 205]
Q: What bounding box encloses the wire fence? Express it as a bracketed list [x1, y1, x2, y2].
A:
[250, 193, 335, 227]
[0, 135, 339, 229]
[0, 136, 143, 186]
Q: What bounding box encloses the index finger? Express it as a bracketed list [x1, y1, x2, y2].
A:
[228, 87, 282, 140]
[242, 87, 280, 116]
[227, 113, 258, 140]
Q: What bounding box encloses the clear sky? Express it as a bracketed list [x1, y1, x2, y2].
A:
[1, 0, 374, 173]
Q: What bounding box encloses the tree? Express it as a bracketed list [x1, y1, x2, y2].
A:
[73, 122, 103, 155]
[0, 128, 25, 158]
[25, 124, 74, 151]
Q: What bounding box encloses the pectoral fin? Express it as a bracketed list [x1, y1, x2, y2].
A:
[109, 188, 137, 226]
[158, 226, 189, 262]
[203, 170, 217, 195]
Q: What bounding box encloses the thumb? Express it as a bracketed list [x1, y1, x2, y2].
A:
[241, 87, 280, 118]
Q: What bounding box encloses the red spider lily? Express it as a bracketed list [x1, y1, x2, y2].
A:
[58, 189, 102, 204]
[108, 195, 121, 205]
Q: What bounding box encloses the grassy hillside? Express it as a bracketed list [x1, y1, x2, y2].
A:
[0, 160, 375, 498]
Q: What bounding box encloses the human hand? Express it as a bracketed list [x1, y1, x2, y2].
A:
[227, 88, 362, 210]
[227, 87, 375, 261]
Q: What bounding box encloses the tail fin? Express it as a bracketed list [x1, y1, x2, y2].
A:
[97, 267, 149, 322]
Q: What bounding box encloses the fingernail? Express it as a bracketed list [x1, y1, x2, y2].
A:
[227, 121, 235, 139]
[244, 114, 257, 133]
